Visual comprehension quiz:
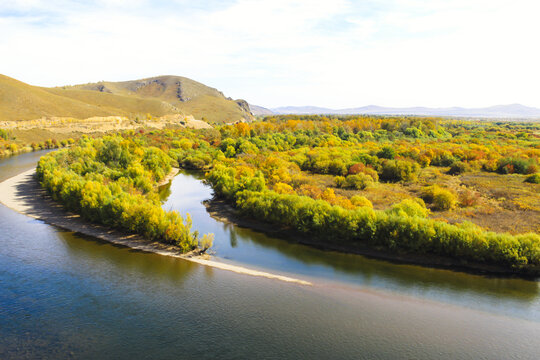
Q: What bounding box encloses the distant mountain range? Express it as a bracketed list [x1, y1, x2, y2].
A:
[250, 104, 540, 119]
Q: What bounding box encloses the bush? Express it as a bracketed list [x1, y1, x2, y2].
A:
[334, 176, 346, 188]
[348, 163, 379, 181]
[346, 174, 374, 190]
[387, 198, 429, 218]
[448, 161, 468, 175]
[0, 129, 12, 140]
[350, 195, 373, 208]
[336, 174, 374, 190]
[8, 143, 18, 153]
[422, 185, 457, 211]
[377, 146, 396, 159]
[274, 182, 295, 194]
[432, 151, 456, 166]
[380, 159, 420, 182]
[524, 173, 540, 184]
[459, 188, 480, 207]
[497, 157, 537, 175]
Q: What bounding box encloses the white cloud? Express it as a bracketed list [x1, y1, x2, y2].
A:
[1, 0, 539, 108]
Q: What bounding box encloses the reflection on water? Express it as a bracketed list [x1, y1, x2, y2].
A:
[57, 231, 199, 285]
[0, 150, 54, 182]
[162, 170, 540, 320]
[1, 152, 540, 359]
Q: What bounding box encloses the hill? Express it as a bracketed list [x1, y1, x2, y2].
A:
[271, 104, 540, 119]
[248, 104, 274, 116]
[0, 74, 252, 123]
[64, 75, 253, 123]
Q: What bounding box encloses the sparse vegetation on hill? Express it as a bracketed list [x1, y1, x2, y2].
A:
[62, 75, 253, 123]
[0, 74, 252, 123]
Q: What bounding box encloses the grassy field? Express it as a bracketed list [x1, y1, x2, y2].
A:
[314, 168, 540, 234]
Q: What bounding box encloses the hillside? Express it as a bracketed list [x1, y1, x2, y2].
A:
[0, 74, 252, 123]
[249, 104, 274, 116]
[65, 75, 253, 123]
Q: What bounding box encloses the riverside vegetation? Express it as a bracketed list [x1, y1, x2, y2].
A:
[0, 128, 73, 157]
[36, 135, 213, 253]
[37, 116, 540, 274]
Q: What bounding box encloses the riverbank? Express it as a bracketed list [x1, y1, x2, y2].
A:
[204, 198, 539, 278]
[0, 169, 311, 286]
[157, 168, 180, 187]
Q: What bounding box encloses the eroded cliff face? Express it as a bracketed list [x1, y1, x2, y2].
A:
[235, 99, 255, 122]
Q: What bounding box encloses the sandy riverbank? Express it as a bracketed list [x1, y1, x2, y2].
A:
[0, 169, 311, 286]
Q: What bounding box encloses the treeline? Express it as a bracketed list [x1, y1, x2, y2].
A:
[215, 121, 539, 178]
[0, 130, 74, 157]
[206, 163, 540, 273]
[37, 135, 212, 252]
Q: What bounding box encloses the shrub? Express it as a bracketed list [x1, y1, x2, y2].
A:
[524, 173, 540, 184]
[0, 129, 12, 140]
[334, 176, 346, 188]
[8, 143, 18, 153]
[348, 163, 379, 181]
[328, 159, 348, 176]
[225, 145, 236, 158]
[432, 151, 456, 166]
[448, 161, 468, 175]
[346, 173, 373, 190]
[377, 146, 396, 159]
[380, 159, 420, 182]
[387, 198, 429, 218]
[274, 182, 295, 194]
[172, 138, 193, 150]
[336, 174, 374, 190]
[422, 185, 457, 211]
[231, 187, 540, 271]
[350, 195, 373, 208]
[497, 157, 537, 175]
[459, 188, 481, 207]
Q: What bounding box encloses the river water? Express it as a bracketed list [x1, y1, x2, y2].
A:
[1, 151, 539, 359]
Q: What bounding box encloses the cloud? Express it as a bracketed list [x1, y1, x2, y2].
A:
[1, 0, 539, 108]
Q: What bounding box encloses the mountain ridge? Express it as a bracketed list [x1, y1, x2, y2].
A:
[268, 103, 540, 118]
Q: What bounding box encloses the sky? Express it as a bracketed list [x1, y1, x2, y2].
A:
[1, 0, 540, 109]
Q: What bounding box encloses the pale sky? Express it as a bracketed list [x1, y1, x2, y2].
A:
[1, 0, 540, 109]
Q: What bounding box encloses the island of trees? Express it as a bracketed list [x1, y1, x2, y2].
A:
[36, 135, 213, 252]
[33, 115, 540, 274]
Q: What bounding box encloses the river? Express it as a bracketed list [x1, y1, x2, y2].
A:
[1, 151, 539, 359]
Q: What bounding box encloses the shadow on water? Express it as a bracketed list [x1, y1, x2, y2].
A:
[224, 222, 540, 300]
[56, 231, 199, 286]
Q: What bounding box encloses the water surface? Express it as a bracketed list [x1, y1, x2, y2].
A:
[162, 170, 540, 321]
[0, 152, 539, 359]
